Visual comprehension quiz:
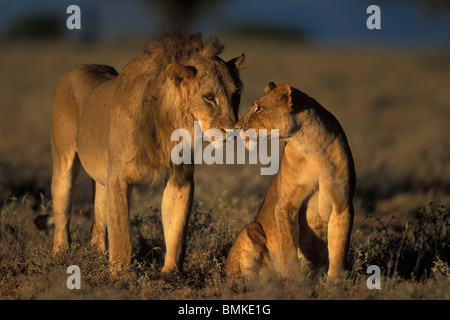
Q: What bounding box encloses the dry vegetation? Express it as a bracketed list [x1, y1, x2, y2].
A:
[0, 37, 449, 299]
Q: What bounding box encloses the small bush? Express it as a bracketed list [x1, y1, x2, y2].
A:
[350, 203, 449, 280]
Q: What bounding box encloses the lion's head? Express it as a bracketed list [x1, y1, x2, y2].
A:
[127, 32, 245, 182]
[165, 53, 244, 136]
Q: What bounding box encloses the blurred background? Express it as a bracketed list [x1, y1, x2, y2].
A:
[1, 0, 449, 46]
[0, 0, 449, 233]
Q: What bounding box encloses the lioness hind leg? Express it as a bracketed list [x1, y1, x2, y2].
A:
[226, 222, 269, 277]
[91, 181, 107, 252]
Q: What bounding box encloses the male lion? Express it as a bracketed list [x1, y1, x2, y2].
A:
[226, 82, 355, 279]
[51, 32, 244, 273]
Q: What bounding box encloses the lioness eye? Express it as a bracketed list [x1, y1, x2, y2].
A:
[255, 105, 263, 113]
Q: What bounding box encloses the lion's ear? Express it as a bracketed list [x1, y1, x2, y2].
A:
[265, 82, 276, 93]
[274, 83, 293, 112]
[166, 63, 196, 87]
[227, 53, 245, 71]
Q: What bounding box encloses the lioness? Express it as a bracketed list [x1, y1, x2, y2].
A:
[227, 82, 355, 279]
[51, 32, 244, 273]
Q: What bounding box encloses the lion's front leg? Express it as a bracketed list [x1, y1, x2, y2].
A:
[105, 174, 132, 272]
[161, 176, 194, 274]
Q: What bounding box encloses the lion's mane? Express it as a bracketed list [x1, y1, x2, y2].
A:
[132, 32, 226, 184]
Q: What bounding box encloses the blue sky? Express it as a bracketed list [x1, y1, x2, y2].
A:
[0, 0, 449, 48]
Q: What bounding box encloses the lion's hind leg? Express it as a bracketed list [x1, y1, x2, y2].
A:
[51, 152, 80, 252]
[51, 75, 80, 252]
[226, 222, 270, 277]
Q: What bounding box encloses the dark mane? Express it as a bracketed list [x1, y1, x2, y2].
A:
[145, 32, 224, 64]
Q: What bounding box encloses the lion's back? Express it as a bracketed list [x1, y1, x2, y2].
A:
[54, 64, 118, 110]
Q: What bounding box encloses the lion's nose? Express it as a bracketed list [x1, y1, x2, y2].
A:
[220, 115, 236, 130]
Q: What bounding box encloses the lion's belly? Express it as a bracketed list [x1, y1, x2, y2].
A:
[76, 83, 112, 186]
[77, 139, 109, 186]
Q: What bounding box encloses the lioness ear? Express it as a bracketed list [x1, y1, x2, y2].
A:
[265, 82, 277, 93]
[227, 53, 245, 71]
[274, 83, 293, 112]
[166, 63, 196, 87]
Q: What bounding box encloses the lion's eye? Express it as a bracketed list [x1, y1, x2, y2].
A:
[204, 94, 215, 103]
[255, 105, 263, 113]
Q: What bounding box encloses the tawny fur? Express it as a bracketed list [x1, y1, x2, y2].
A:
[226, 82, 355, 279]
[51, 32, 244, 273]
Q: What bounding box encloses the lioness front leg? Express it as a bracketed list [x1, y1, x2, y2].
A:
[326, 204, 353, 278]
[161, 176, 194, 274]
[274, 204, 300, 278]
[105, 174, 132, 272]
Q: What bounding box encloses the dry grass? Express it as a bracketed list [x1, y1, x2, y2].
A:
[0, 37, 449, 299]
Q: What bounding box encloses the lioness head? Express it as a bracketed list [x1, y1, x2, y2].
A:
[236, 82, 300, 140]
[166, 53, 245, 139]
